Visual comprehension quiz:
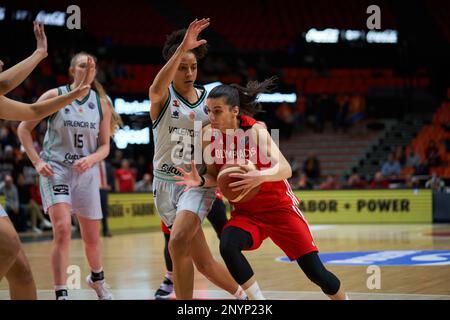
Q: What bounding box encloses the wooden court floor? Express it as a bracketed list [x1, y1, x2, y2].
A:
[1, 224, 450, 300]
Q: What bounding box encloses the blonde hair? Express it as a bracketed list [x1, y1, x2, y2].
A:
[70, 52, 123, 135]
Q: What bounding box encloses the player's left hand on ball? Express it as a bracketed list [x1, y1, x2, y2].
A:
[73, 157, 93, 173]
[229, 169, 265, 192]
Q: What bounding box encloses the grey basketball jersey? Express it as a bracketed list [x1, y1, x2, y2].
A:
[151, 84, 209, 182]
[40, 85, 103, 166]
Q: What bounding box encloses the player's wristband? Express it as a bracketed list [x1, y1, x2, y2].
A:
[198, 175, 206, 187]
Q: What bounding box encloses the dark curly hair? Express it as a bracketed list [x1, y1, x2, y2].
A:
[162, 28, 208, 61]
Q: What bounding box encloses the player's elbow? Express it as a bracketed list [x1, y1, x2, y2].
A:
[284, 165, 292, 179]
[149, 85, 160, 101]
[17, 122, 28, 136]
[28, 104, 45, 119]
[280, 159, 292, 179]
[149, 84, 166, 104]
[0, 79, 11, 96]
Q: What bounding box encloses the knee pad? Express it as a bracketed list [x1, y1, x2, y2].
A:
[219, 228, 243, 257]
[297, 252, 341, 295]
[219, 227, 255, 285]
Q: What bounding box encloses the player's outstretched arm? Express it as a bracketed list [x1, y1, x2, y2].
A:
[0, 57, 94, 121]
[149, 18, 209, 121]
[0, 21, 48, 96]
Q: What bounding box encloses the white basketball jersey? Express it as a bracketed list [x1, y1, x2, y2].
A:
[40, 85, 102, 166]
[151, 83, 209, 181]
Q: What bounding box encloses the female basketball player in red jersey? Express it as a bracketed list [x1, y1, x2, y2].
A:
[0, 22, 94, 300]
[175, 79, 347, 300]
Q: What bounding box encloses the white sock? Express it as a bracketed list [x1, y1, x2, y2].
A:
[92, 267, 103, 274]
[54, 285, 67, 291]
[245, 281, 265, 300]
[233, 286, 248, 300]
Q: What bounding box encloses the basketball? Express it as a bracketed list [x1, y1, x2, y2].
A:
[217, 162, 260, 203]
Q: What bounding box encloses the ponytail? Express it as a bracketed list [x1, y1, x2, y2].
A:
[208, 76, 277, 116]
[91, 79, 123, 136]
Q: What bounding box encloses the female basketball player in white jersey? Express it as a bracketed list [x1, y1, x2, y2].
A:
[0, 22, 94, 300]
[18, 52, 120, 300]
[149, 19, 246, 300]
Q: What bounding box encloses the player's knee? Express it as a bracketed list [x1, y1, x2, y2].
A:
[168, 232, 190, 256]
[219, 227, 246, 257]
[219, 236, 241, 262]
[0, 233, 21, 263]
[52, 222, 72, 246]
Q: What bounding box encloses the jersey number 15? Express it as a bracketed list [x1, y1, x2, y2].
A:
[74, 134, 84, 148]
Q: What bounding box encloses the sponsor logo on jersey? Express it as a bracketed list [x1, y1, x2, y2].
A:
[53, 184, 69, 196]
[63, 153, 85, 165]
[168, 126, 198, 137]
[276, 250, 450, 266]
[161, 164, 182, 176]
[214, 147, 257, 161]
[189, 112, 195, 121]
[171, 109, 180, 119]
[64, 108, 70, 114]
[63, 120, 97, 129]
[173, 100, 180, 107]
[88, 102, 95, 109]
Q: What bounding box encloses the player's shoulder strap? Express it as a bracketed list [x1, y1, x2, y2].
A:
[94, 90, 103, 121]
[48, 85, 67, 123]
[151, 87, 171, 129]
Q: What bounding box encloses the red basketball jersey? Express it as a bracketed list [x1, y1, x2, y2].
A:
[211, 115, 300, 214]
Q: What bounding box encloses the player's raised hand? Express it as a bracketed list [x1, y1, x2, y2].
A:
[174, 160, 202, 192]
[180, 18, 210, 52]
[33, 21, 48, 58]
[73, 56, 95, 99]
